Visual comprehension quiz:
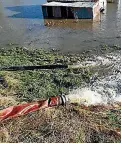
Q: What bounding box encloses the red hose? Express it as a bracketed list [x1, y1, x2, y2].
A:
[0, 96, 66, 122]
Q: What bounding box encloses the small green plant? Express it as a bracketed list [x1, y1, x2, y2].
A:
[107, 111, 121, 129]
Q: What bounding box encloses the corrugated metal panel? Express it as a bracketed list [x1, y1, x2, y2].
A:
[42, 6, 48, 18]
[42, 2, 95, 8]
[53, 7, 61, 18]
[42, 1, 98, 19]
[42, 6, 94, 19]
[74, 7, 93, 19]
[47, 0, 98, 2]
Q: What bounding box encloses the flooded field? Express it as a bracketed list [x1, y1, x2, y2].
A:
[0, 0, 121, 53]
[0, 1, 121, 141]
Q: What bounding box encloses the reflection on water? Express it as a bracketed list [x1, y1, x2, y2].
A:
[44, 17, 100, 30]
[6, 5, 43, 19]
[0, 0, 121, 53]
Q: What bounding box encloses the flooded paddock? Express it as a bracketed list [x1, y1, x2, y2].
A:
[0, 0, 121, 53]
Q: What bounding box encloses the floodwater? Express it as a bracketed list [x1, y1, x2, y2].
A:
[0, 0, 121, 53]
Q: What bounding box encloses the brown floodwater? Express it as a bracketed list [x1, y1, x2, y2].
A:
[0, 0, 121, 53]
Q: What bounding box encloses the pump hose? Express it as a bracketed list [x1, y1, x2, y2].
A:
[0, 65, 68, 71]
[0, 95, 67, 122]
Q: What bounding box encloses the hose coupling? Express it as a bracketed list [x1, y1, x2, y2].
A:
[60, 94, 69, 106]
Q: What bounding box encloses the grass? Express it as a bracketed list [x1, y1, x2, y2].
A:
[0, 46, 93, 107]
[0, 44, 121, 143]
[0, 104, 121, 143]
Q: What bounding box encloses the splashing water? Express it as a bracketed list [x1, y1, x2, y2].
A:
[66, 88, 104, 106]
[66, 52, 121, 106]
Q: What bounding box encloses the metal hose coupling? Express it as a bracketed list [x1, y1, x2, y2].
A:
[47, 95, 68, 107]
[60, 94, 69, 106]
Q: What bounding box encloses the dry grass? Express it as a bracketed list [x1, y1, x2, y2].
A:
[0, 103, 121, 143]
[0, 71, 19, 109]
[0, 95, 17, 108]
